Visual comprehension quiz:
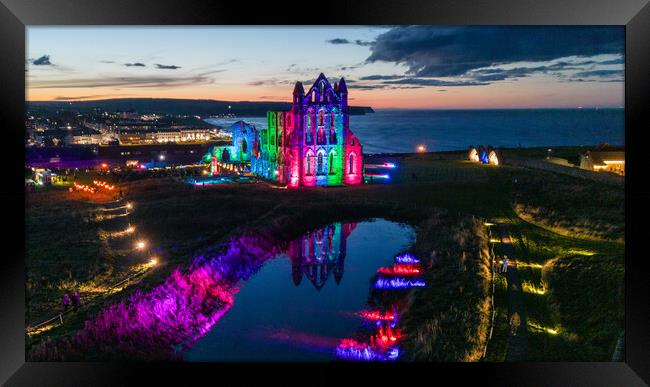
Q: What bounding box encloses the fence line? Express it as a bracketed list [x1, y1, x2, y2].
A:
[26, 197, 144, 336]
[482, 223, 498, 360]
[26, 265, 151, 335]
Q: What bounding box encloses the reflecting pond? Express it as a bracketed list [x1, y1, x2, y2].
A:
[185, 219, 414, 361]
[28, 218, 415, 361]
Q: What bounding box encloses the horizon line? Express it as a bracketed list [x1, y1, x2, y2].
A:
[25, 97, 624, 110]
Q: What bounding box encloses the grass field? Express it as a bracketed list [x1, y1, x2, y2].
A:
[25, 150, 624, 361]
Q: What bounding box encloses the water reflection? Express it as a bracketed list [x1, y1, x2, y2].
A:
[288, 223, 356, 289]
[335, 253, 426, 362]
[29, 220, 415, 361]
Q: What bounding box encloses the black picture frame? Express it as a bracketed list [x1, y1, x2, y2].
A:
[1, 0, 648, 385]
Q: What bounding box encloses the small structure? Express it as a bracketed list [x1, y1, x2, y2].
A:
[210, 121, 257, 175]
[579, 145, 625, 175]
[468, 146, 479, 162]
[487, 146, 500, 166]
[468, 145, 499, 165]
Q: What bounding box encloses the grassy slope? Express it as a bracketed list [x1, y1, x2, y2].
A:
[26, 153, 624, 361]
[506, 166, 624, 242]
[507, 217, 624, 361]
[400, 215, 491, 361]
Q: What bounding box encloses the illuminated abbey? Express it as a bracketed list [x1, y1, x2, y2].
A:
[210, 73, 364, 187]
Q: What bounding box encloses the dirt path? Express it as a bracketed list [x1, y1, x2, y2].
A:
[27, 198, 139, 334]
[497, 223, 528, 361]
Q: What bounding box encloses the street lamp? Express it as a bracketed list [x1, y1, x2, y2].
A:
[135, 240, 147, 250]
[126, 202, 133, 210]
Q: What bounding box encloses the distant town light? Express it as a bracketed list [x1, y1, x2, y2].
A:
[416, 144, 426, 153]
[101, 163, 108, 168]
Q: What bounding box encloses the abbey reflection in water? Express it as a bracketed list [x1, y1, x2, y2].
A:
[29, 218, 415, 361]
[288, 222, 357, 289]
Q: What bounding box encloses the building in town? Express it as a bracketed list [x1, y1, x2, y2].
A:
[210, 73, 364, 187]
[579, 146, 625, 175]
[117, 128, 214, 145]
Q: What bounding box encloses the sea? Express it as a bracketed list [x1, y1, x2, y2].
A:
[205, 108, 624, 154]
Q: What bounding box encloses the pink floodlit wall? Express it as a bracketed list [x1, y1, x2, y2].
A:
[256, 73, 363, 188]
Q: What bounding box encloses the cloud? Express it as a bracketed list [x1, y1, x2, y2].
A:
[29, 71, 220, 89]
[382, 78, 488, 87]
[155, 63, 181, 70]
[558, 66, 624, 83]
[337, 64, 363, 71]
[258, 95, 288, 100]
[351, 84, 390, 90]
[359, 74, 405, 81]
[248, 78, 303, 87]
[326, 38, 351, 44]
[367, 26, 624, 78]
[597, 58, 625, 65]
[32, 55, 52, 66]
[99, 60, 115, 64]
[326, 38, 374, 46]
[351, 83, 425, 90]
[573, 69, 624, 79]
[125, 62, 146, 67]
[52, 94, 133, 101]
[214, 59, 239, 66]
[354, 40, 374, 46]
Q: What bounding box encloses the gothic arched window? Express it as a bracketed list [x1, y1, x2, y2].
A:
[328, 150, 336, 175]
[349, 153, 355, 174]
[305, 114, 313, 144]
[317, 152, 325, 175]
[329, 112, 337, 144]
[305, 151, 314, 176]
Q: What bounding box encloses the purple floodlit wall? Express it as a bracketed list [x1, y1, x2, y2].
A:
[28, 233, 286, 361]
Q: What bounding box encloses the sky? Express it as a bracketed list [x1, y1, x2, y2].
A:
[26, 26, 624, 109]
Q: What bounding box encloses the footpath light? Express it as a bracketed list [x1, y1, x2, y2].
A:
[149, 257, 158, 266]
